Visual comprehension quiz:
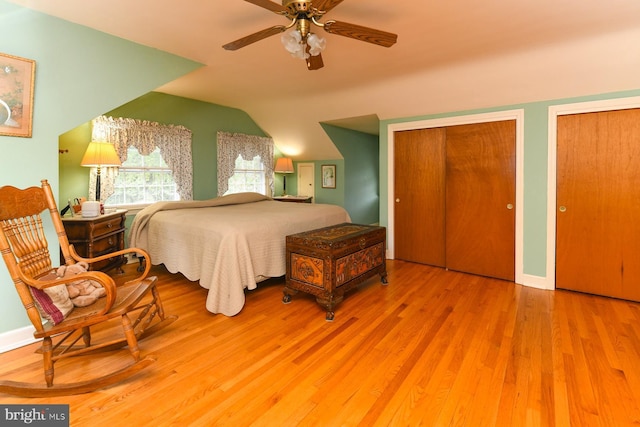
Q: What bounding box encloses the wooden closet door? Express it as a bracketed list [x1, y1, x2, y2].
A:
[394, 128, 446, 266]
[556, 109, 640, 301]
[445, 121, 516, 281]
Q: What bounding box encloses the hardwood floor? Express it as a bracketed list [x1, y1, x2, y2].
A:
[2, 260, 640, 426]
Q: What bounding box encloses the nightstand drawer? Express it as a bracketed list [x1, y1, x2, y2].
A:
[92, 234, 120, 255]
[64, 215, 124, 240]
[93, 216, 124, 238]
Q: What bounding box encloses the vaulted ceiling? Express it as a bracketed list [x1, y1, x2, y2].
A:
[10, 0, 640, 159]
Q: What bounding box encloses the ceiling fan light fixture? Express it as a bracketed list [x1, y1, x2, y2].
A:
[307, 33, 326, 56]
[224, 0, 396, 70]
[281, 30, 326, 60]
[281, 30, 307, 58]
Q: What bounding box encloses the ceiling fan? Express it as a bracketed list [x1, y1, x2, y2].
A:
[222, 0, 398, 70]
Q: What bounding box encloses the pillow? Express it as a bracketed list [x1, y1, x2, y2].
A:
[29, 271, 74, 325]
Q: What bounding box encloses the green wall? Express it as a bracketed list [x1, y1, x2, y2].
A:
[322, 124, 379, 224]
[59, 92, 268, 205]
[58, 93, 365, 233]
[380, 89, 640, 281]
[313, 160, 345, 207]
[0, 1, 200, 335]
[274, 159, 347, 208]
[108, 93, 269, 200]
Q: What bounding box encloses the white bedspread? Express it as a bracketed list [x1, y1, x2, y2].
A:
[129, 195, 350, 316]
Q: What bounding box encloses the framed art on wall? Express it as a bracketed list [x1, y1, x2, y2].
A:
[0, 53, 36, 138]
[322, 164, 336, 189]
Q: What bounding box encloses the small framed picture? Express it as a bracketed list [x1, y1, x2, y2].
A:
[0, 53, 36, 138]
[321, 164, 336, 189]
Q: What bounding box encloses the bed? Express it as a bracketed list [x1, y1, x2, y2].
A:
[129, 192, 351, 316]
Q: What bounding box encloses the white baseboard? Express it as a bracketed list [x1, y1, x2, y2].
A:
[0, 325, 38, 353]
[521, 273, 554, 291]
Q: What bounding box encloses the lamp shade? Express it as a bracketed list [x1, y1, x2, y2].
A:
[274, 157, 294, 174]
[80, 142, 121, 168]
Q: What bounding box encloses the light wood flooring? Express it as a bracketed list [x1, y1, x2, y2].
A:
[2, 260, 640, 426]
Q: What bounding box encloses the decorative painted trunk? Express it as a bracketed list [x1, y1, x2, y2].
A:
[283, 223, 387, 321]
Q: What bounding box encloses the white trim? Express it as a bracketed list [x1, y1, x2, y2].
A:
[0, 326, 37, 353]
[387, 109, 525, 285]
[547, 96, 640, 291]
[521, 274, 553, 291]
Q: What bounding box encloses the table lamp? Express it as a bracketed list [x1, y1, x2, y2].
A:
[274, 157, 294, 196]
[80, 141, 121, 201]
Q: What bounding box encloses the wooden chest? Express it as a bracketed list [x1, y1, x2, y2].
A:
[283, 223, 387, 321]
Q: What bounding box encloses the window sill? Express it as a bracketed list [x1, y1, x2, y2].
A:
[104, 203, 150, 216]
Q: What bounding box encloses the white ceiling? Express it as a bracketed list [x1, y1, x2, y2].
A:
[10, 0, 640, 159]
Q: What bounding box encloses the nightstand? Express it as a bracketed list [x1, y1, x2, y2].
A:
[273, 196, 313, 203]
[61, 209, 128, 273]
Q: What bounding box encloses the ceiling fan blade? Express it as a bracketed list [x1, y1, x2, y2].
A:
[223, 26, 287, 51]
[244, 0, 288, 14]
[324, 20, 397, 47]
[313, 0, 345, 13]
[306, 52, 324, 70]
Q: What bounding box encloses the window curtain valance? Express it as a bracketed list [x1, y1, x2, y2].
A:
[90, 115, 193, 201]
[216, 131, 274, 196]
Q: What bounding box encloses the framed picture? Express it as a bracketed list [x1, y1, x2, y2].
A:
[0, 53, 36, 138]
[322, 164, 336, 189]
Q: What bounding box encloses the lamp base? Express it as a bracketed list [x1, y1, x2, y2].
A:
[95, 173, 101, 202]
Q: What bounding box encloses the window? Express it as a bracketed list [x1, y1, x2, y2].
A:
[217, 131, 275, 196]
[106, 147, 179, 207]
[224, 155, 267, 195]
[90, 115, 193, 204]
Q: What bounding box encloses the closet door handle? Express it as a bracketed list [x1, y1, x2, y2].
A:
[506, 203, 513, 210]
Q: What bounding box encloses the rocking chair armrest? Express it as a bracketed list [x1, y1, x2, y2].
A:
[18, 270, 118, 315]
[19, 272, 64, 291]
[68, 245, 152, 280]
[21, 269, 117, 293]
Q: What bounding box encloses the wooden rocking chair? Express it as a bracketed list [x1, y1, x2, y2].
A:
[0, 179, 177, 397]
